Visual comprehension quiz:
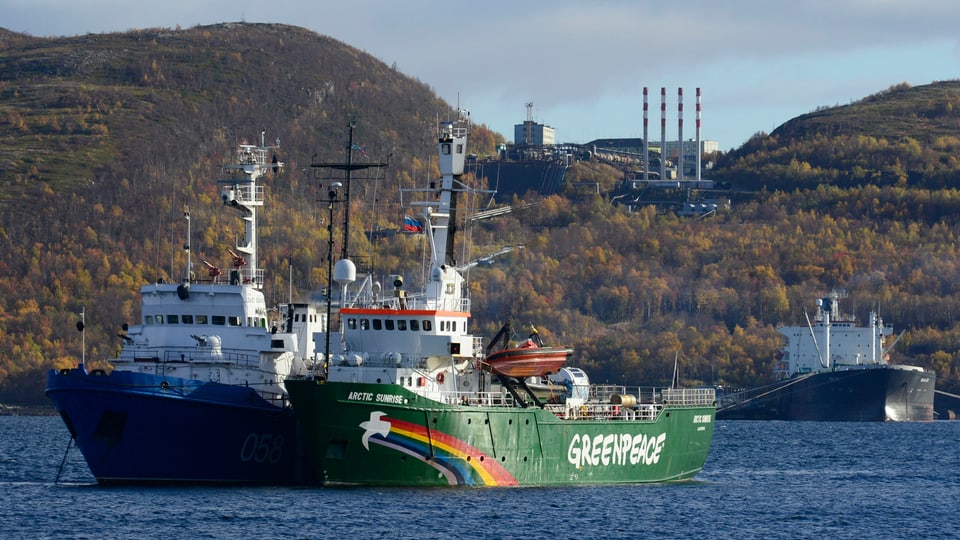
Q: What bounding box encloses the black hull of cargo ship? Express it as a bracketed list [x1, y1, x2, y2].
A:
[717, 366, 935, 422]
[934, 390, 960, 420]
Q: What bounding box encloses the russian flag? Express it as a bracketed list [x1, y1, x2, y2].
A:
[403, 216, 423, 232]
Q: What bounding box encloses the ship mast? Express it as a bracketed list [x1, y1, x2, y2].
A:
[432, 119, 467, 267]
[218, 130, 280, 289]
[310, 123, 388, 261]
[820, 297, 832, 369]
[414, 115, 469, 311]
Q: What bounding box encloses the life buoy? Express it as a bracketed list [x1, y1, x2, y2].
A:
[437, 372, 445, 384]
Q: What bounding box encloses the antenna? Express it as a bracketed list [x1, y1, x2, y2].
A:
[183, 205, 191, 284]
[309, 122, 388, 261]
[322, 181, 344, 379]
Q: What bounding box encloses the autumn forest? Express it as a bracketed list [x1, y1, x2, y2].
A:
[1, 23, 960, 406]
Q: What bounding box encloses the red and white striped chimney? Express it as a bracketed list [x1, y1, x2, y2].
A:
[643, 87, 649, 181]
[696, 87, 702, 181]
[677, 88, 684, 181]
[660, 87, 666, 181]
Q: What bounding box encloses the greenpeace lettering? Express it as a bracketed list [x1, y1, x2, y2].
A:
[567, 432, 667, 467]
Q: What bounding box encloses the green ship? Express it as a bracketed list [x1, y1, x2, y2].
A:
[285, 116, 716, 487]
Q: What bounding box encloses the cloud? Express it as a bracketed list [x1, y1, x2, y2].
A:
[4, 0, 960, 147]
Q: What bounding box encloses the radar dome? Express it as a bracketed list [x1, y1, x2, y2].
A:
[333, 259, 356, 285]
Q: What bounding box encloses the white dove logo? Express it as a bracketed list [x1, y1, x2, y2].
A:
[359, 411, 392, 450]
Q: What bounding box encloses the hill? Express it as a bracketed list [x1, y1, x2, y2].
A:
[1, 25, 960, 406]
[715, 80, 960, 191]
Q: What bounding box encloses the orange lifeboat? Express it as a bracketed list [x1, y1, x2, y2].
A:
[481, 342, 573, 378]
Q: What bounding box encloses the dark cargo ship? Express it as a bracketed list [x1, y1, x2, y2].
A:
[717, 293, 935, 422]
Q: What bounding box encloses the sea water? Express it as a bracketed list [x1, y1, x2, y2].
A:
[1, 415, 957, 539]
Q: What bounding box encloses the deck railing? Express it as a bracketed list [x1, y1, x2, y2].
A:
[435, 385, 715, 420]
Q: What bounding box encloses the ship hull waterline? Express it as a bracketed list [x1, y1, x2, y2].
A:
[716, 366, 935, 422]
[286, 380, 716, 487]
[46, 368, 319, 485]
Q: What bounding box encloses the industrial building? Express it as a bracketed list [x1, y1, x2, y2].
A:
[514, 102, 556, 145]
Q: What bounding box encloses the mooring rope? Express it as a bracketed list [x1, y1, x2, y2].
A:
[55, 436, 73, 484]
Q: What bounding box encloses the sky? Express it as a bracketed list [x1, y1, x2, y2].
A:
[4, 0, 960, 151]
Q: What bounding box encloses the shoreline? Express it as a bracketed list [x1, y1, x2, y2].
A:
[0, 403, 57, 416]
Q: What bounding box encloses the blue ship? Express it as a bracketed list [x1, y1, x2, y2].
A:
[46, 133, 325, 484]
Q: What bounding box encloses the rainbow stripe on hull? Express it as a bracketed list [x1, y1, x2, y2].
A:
[363, 413, 518, 486]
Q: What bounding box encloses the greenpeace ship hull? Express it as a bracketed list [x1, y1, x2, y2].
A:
[46, 368, 311, 485]
[716, 366, 934, 422]
[285, 116, 716, 487]
[286, 381, 715, 487]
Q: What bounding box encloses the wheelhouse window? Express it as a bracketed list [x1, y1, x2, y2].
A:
[167, 315, 179, 324]
[196, 315, 208, 324]
[347, 318, 357, 330]
[360, 319, 370, 330]
[373, 319, 382, 330]
[182, 314, 194, 324]
[228, 316, 241, 326]
[385, 319, 395, 331]
[423, 320, 432, 331]
[410, 320, 420, 331]
[212, 315, 226, 326]
[398, 320, 407, 331]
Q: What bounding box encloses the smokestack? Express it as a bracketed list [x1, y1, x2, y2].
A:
[643, 87, 649, 181]
[678, 88, 684, 182]
[660, 87, 666, 181]
[696, 87, 702, 181]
